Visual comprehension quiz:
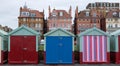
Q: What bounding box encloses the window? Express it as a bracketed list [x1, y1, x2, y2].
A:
[30, 13, 36, 17]
[36, 19, 38, 21]
[52, 12, 56, 16]
[35, 23, 41, 28]
[104, 3, 106, 7]
[113, 12, 117, 17]
[86, 12, 89, 16]
[21, 12, 29, 16]
[111, 19, 113, 21]
[107, 3, 109, 7]
[93, 13, 96, 17]
[64, 23, 66, 27]
[94, 19, 96, 23]
[23, 18, 26, 21]
[39, 19, 41, 21]
[59, 12, 63, 16]
[115, 24, 118, 28]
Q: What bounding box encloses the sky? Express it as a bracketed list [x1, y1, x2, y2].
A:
[0, 0, 119, 29]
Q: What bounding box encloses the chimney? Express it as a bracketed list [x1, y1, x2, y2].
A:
[69, 6, 72, 17]
[75, 6, 78, 17]
[20, 7, 22, 16]
[49, 5, 51, 16]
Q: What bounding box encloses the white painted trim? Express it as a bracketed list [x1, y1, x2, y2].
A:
[8, 36, 10, 51]
[44, 37, 46, 51]
[72, 37, 74, 51]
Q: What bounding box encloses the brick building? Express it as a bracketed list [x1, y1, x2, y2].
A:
[48, 6, 72, 32]
[18, 4, 44, 34]
[106, 10, 120, 33]
[74, 7, 106, 34]
[0, 25, 12, 32]
[86, 2, 119, 10]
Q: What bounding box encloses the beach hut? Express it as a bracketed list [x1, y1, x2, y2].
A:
[44, 28, 74, 64]
[8, 26, 40, 64]
[110, 29, 120, 64]
[0, 30, 8, 64]
[77, 27, 110, 64]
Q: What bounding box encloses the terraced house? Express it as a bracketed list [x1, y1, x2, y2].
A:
[48, 6, 72, 32]
[18, 4, 44, 34]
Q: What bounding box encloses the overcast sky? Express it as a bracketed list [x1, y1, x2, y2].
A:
[0, 0, 119, 29]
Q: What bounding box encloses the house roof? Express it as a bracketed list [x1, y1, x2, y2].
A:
[8, 25, 40, 35]
[77, 27, 110, 37]
[77, 10, 100, 19]
[106, 10, 120, 18]
[49, 9, 72, 18]
[19, 7, 44, 18]
[44, 28, 74, 36]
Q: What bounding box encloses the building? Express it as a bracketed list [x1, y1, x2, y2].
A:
[106, 10, 120, 33]
[0, 25, 12, 32]
[86, 2, 120, 10]
[18, 4, 44, 34]
[74, 7, 105, 34]
[48, 6, 72, 32]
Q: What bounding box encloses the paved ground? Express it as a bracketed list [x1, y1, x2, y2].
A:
[1, 64, 120, 66]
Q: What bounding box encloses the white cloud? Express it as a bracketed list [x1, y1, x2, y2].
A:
[0, 0, 119, 29]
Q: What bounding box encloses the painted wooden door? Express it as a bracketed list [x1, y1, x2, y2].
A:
[46, 36, 72, 64]
[22, 36, 37, 63]
[9, 36, 23, 63]
[58, 36, 72, 63]
[9, 36, 37, 63]
[0, 36, 2, 63]
[82, 35, 107, 62]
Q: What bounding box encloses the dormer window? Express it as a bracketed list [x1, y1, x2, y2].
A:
[30, 13, 36, 17]
[59, 12, 63, 16]
[52, 12, 56, 16]
[21, 12, 29, 16]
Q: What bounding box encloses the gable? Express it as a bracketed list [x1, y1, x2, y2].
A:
[84, 30, 105, 35]
[8, 26, 40, 36]
[47, 30, 70, 36]
[11, 28, 35, 35]
[78, 27, 109, 37]
[44, 28, 74, 36]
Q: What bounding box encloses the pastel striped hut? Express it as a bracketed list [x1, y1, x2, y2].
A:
[77, 27, 110, 64]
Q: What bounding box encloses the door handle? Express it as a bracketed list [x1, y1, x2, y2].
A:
[23, 48, 27, 50]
